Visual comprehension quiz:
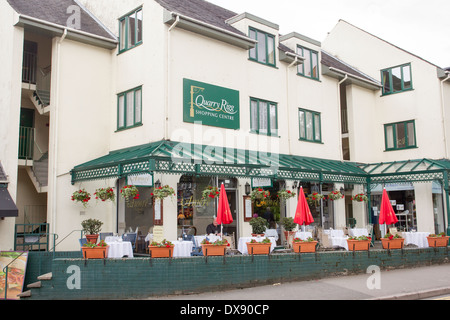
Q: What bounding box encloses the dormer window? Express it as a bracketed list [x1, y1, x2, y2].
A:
[297, 45, 319, 80]
[249, 27, 276, 67]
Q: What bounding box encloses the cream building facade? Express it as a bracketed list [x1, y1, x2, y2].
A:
[0, 0, 448, 252]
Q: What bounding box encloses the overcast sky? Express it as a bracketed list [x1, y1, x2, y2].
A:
[207, 0, 450, 68]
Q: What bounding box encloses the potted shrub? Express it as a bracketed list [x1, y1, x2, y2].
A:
[249, 216, 269, 236]
[201, 238, 229, 256]
[94, 187, 115, 202]
[292, 237, 318, 253]
[120, 185, 139, 201]
[71, 189, 91, 208]
[347, 235, 371, 251]
[427, 232, 449, 247]
[381, 233, 404, 249]
[148, 239, 175, 258]
[151, 185, 175, 200]
[246, 237, 272, 255]
[81, 240, 109, 259]
[281, 217, 297, 241]
[201, 186, 220, 200]
[81, 218, 103, 244]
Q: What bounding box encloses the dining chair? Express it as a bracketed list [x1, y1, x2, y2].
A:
[99, 232, 113, 241]
[122, 233, 137, 251]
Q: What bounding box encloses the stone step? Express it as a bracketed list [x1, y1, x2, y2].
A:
[18, 290, 31, 298]
[27, 281, 41, 288]
[37, 272, 52, 281]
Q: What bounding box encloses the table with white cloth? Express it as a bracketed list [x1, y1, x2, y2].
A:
[237, 236, 276, 255]
[172, 240, 194, 257]
[105, 239, 134, 258]
[264, 229, 279, 241]
[348, 228, 368, 237]
[294, 231, 312, 240]
[194, 234, 222, 245]
[402, 232, 430, 248]
[324, 229, 349, 250]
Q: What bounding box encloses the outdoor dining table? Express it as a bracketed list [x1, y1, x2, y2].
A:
[323, 229, 349, 250]
[194, 234, 222, 245]
[348, 228, 368, 237]
[264, 229, 279, 241]
[402, 231, 430, 248]
[294, 231, 312, 240]
[172, 240, 194, 257]
[105, 237, 134, 258]
[237, 236, 276, 255]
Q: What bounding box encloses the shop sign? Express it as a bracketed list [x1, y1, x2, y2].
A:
[183, 78, 240, 129]
[127, 173, 153, 187]
[252, 178, 272, 188]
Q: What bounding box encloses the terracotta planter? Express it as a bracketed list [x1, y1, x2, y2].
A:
[427, 236, 449, 247]
[148, 245, 174, 258]
[292, 241, 317, 253]
[347, 240, 370, 251]
[251, 234, 265, 237]
[246, 242, 271, 255]
[381, 238, 404, 249]
[201, 244, 227, 256]
[85, 234, 99, 244]
[81, 246, 109, 259]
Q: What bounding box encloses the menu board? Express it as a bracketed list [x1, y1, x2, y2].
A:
[0, 251, 28, 300]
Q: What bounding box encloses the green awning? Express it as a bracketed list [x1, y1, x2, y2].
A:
[71, 140, 367, 184]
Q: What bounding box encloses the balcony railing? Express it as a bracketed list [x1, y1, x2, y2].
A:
[22, 51, 37, 84]
[341, 108, 349, 134]
[18, 126, 34, 160]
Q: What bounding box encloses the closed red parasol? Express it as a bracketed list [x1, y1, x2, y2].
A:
[216, 183, 233, 230]
[294, 187, 314, 226]
[379, 188, 398, 226]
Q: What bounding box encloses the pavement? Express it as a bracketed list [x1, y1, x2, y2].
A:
[147, 263, 450, 300]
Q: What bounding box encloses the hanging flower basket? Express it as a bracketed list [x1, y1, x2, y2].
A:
[277, 189, 296, 201]
[307, 192, 324, 206]
[151, 185, 175, 200]
[250, 188, 270, 201]
[71, 189, 91, 208]
[351, 193, 368, 202]
[328, 190, 344, 201]
[120, 185, 139, 201]
[94, 187, 115, 202]
[201, 186, 220, 200]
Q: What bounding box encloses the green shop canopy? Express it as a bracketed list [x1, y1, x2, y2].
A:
[71, 140, 367, 185]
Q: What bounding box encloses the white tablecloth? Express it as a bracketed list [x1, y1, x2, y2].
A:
[402, 232, 430, 248]
[349, 228, 368, 237]
[264, 229, 279, 241]
[172, 240, 194, 257]
[237, 237, 276, 254]
[294, 231, 313, 240]
[105, 236, 121, 243]
[105, 240, 134, 258]
[195, 234, 221, 245]
[324, 229, 345, 237]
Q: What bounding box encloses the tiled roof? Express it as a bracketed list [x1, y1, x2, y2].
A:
[154, 0, 246, 37]
[7, 0, 115, 40]
[321, 50, 380, 85]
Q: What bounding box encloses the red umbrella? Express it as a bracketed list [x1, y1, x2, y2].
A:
[216, 183, 233, 237]
[294, 187, 314, 226]
[379, 188, 398, 225]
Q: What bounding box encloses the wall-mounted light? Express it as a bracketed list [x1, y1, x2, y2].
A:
[340, 186, 344, 194]
[245, 182, 251, 195]
[292, 181, 298, 190]
[155, 179, 161, 189]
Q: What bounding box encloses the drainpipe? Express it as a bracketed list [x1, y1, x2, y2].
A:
[286, 56, 299, 155]
[440, 71, 450, 158]
[165, 15, 180, 140]
[337, 74, 348, 160]
[51, 29, 67, 236]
